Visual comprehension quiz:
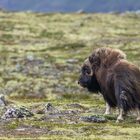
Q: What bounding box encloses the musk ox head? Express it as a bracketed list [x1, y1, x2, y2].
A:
[78, 47, 126, 93]
[78, 58, 101, 93]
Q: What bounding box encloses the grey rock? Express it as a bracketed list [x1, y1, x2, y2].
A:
[45, 103, 59, 114]
[1, 106, 34, 119]
[26, 54, 34, 61]
[0, 95, 7, 106]
[80, 115, 107, 123]
[66, 59, 78, 64]
[15, 63, 23, 72]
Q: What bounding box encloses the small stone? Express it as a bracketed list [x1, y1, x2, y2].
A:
[15, 63, 23, 72]
[80, 115, 107, 123]
[16, 128, 26, 131]
[66, 59, 78, 64]
[45, 103, 59, 114]
[0, 95, 7, 106]
[26, 54, 34, 61]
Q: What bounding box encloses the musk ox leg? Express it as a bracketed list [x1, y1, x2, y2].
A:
[104, 102, 111, 115]
[114, 81, 127, 122]
[136, 108, 140, 122]
[116, 108, 124, 123]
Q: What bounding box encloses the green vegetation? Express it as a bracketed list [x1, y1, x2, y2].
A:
[0, 11, 140, 139]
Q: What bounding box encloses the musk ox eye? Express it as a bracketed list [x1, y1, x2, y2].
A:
[82, 66, 91, 75]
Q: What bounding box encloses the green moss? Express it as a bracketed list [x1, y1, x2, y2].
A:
[39, 30, 64, 39]
[6, 120, 20, 130]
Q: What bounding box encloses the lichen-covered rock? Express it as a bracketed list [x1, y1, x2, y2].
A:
[1, 106, 34, 119]
[80, 115, 107, 123]
[45, 103, 60, 114]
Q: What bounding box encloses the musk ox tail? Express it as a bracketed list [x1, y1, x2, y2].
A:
[115, 75, 140, 112]
[119, 90, 136, 112]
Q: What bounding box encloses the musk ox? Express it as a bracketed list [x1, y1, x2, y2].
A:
[78, 47, 140, 122]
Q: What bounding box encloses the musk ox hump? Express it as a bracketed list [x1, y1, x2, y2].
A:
[89, 48, 126, 68]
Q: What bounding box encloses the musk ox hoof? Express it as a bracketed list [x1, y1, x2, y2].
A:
[116, 118, 124, 123]
[136, 117, 140, 123]
[104, 111, 111, 115]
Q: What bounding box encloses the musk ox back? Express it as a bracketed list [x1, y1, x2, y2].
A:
[78, 47, 140, 122]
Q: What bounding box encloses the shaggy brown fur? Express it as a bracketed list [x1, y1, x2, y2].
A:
[78, 47, 140, 121]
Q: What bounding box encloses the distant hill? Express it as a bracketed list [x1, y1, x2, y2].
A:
[0, 0, 140, 13]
